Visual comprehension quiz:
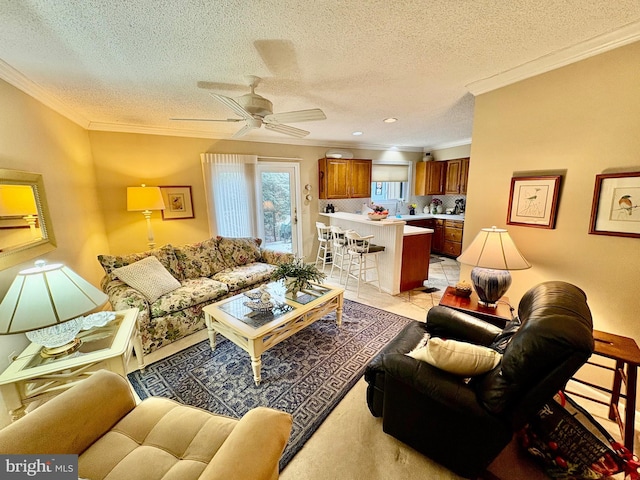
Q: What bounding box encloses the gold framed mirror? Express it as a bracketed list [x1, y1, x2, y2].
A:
[0, 169, 56, 270]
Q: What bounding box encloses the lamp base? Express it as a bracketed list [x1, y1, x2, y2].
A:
[40, 338, 82, 358]
[470, 267, 512, 308]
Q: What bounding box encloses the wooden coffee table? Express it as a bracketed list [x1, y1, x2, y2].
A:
[203, 282, 344, 385]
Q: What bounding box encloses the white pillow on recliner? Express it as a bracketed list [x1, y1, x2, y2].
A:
[407, 337, 501, 376]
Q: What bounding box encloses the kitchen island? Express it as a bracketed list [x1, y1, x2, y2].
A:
[319, 212, 434, 294]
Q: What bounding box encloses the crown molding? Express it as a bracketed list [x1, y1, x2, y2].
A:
[424, 138, 472, 151]
[467, 20, 640, 96]
[0, 59, 90, 128]
[87, 122, 424, 152]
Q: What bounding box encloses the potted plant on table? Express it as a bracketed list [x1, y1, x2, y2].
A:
[271, 258, 327, 297]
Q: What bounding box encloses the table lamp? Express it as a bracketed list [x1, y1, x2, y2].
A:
[127, 184, 165, 249]
[0, 260, 108, 357]
[456, 226, 531, 307]
[0, 184, 40, 240]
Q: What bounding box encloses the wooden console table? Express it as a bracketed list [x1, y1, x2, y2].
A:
[567, 330, 640, 452]
[438, 286, 514, 328]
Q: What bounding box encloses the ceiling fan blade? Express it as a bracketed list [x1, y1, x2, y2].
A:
[264, 123, 310, 138]
[210, 93, 253, 120]
[170, 117, 244, 122]
[232, 123, 259, 138]
[263, 108, 326, 124]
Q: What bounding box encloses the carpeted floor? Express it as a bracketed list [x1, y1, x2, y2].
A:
[128, 299, 413, 470]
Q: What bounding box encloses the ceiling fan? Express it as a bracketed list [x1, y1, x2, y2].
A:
[172, 75, 326, 138]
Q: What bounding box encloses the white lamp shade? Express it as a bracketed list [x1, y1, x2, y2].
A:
[0, 185, 38, 216]
[0, 261, 108, 334]
[457, 226, 531, 271]
[127, 186, 165, 211]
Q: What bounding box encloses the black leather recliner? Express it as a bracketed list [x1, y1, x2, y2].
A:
[364, 281, 594, 478]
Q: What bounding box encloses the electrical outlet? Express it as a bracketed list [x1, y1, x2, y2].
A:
[7, 351, 16, 363]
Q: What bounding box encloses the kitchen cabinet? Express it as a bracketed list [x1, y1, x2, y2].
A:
[406, 217, 462, 257]
[424, 218, 445, 253]
[318, 158, 372, 199]
[460, 157, 469, 194]
[444, 157, 470, 195]
[442, 219, 464, 257]
[414, 161, 445, 196]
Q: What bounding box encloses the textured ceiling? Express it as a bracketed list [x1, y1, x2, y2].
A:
[1, 1, 640, 150]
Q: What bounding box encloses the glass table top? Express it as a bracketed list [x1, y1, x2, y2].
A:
[218, 282, 333, 329]
[22, 314, 124, 369]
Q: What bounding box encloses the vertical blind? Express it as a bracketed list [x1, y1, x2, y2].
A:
[201, 153, 258, 237]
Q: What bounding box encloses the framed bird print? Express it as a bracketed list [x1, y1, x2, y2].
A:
[589, 171, 640, 238]
[507, 175, 562, 229]
[159, 186, 194, 220]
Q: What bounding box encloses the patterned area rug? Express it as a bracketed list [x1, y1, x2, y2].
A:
[128, 299, 413, 470]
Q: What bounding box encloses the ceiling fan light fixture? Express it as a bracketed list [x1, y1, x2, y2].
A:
[176, 75, 326, 139]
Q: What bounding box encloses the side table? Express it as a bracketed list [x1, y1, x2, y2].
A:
[438, 286, 514, 328]
[567, 330, 640, 453]
[0, 308, 142, 421]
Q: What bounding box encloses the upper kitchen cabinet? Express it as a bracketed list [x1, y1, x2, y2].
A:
[460, 157, 469, 194]
[444, 157, 470, 195]
[414, 161, 445, 196]
[318, 158, 372, 199]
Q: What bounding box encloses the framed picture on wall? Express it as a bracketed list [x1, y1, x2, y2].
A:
[159, 186, 194, 220]
[507, 175, 562, 229]
[589, 171, 640, 238]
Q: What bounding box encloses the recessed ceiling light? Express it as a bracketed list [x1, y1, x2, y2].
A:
[383, 117, 397, 123]
[352, 131, 363, 136]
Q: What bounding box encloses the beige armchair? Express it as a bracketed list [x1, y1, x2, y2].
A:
[0, 370, 292, 480]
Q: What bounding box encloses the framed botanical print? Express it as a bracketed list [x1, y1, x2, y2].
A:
[589, 172, 640, 238]
[159, 186, 194, 220]
[507, 175, 562, 229]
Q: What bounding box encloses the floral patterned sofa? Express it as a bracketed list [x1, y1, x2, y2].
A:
[98, 237, 292, 354]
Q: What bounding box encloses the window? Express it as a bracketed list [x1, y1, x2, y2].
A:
[371, 163, 410, 202]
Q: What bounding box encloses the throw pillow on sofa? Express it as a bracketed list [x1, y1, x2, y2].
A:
[217, 236, 262, 267]
[173, 237, 227, 278]
[112, 256, 181, 303]
[97, 244, 182, 279]
[407, 337, 502, 376]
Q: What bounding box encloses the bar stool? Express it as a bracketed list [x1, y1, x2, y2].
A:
[344, 231, 385, 297]
[315, 222, 332, 272]
[329, 225, 349, 282]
